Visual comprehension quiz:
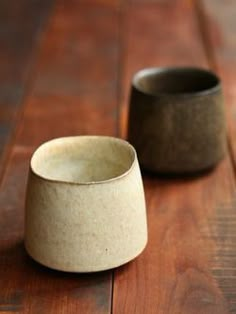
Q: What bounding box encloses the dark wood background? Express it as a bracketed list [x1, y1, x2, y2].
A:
[0, 0, 236, 313]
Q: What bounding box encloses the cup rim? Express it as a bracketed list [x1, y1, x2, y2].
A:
[30, 136, 137, 186]
[132, 66, 221, 98]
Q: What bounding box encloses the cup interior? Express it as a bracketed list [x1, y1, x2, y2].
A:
[133, 67, 220, 96]
[31, 136, 135, 184]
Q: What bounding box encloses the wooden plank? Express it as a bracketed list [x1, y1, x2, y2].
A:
[16, 0, 119, 147]
[0, 1, 120, 313]
[75, 0, 121, 6]
[197, 0, 236, 164]
[113, 0, 232, 312]
[113, 161, 234, 314]
[0, 0, 53, 173]
[197, 1, 236, 312]
[119, 0, 208, 137]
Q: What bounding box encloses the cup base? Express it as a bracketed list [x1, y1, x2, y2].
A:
[25, 239, 148, 273]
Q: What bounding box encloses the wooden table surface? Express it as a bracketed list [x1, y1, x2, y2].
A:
[1, 0, 236, 313]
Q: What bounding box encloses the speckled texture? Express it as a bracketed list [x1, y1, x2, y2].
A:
[128, 67, 227, 174]
[24, 136, 147, 272]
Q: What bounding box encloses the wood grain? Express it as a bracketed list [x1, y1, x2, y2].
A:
[119, 0, 208, 137]
[113, 0, 232, 313]
[196, 1, 236, 312]
[0, 0, 53, 174]
[198, 0, 236, 163]
[16, 0, 119, 147]
[0, 0, 120, 313]
[74, 0, 122, 6]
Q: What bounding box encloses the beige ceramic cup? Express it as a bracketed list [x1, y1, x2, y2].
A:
[25, 136, 147, 272]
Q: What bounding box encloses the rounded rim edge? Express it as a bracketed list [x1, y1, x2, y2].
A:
[30, 136, 138, 186]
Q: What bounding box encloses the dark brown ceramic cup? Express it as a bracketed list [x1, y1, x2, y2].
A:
[127, 67, 227, 174]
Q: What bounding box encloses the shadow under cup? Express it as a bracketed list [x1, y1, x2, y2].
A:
[25, 136, 147, 272]
[128, 67, 227, 174]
